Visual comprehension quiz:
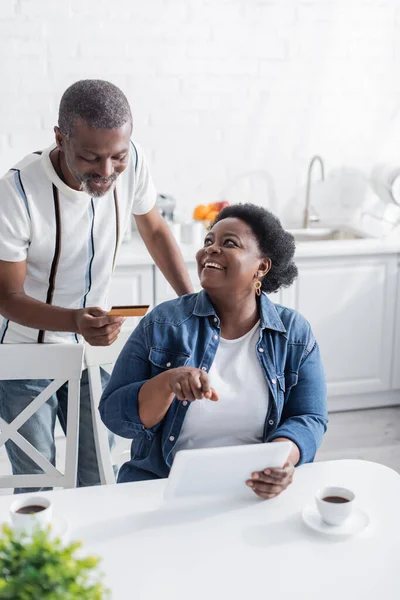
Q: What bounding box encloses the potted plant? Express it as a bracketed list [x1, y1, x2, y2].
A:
[0, 524, 110, 599]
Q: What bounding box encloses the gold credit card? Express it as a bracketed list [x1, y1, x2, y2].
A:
[108, 304, 150, 317]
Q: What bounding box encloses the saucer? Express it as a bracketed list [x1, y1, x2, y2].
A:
[2, 515, 69, 542]
[302, 504, 369, 537]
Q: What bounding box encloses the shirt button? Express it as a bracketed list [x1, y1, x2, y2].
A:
[268, 420, 274, 426]
[182, 401, 188, 406]
[213, 335, 218, 340]
[271, 379, 276, 384]
[166, 362, 171, 368]
[202, 366, 207, 371]
[169, 435, 175, 442]
[258, 348, 264, 353]
[214, 317, 218, 323]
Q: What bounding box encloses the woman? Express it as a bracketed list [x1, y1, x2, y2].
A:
[100, 204, 328, 499]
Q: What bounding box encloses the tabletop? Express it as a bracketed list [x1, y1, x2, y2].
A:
[1, 459, 399, 600]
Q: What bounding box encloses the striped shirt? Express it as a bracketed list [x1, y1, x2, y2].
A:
[0, 142, 156, 344]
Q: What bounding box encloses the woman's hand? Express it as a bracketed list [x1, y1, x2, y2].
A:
[168, 367, 219, 402]
[246, 460, 295, 499]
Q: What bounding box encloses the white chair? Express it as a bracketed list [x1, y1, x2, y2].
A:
[84, 328, 133, 486]
[0, 344, 84, 490]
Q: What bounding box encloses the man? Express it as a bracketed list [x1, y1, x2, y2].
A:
[0, 79, 193, 492]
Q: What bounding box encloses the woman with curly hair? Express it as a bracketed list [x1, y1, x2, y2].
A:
[100, 203, 328, 499]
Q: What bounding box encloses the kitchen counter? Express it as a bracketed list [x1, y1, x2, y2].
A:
[116, 232, 400, 268]
[111, 228, 400, 413]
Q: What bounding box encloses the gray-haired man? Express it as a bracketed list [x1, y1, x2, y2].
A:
[0, 79, 193, 492]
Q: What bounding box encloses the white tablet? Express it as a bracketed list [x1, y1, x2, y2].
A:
[164, 441, 292, 501]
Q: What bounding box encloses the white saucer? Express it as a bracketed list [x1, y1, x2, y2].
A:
[302, 504, 369, 537]
[2, 515, 69, 542]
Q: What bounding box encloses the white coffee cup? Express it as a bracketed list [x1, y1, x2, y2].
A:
[315, 486, 355, 526]
[10, 495, 53, 533]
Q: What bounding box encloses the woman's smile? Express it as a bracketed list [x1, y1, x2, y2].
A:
[202, 260, 226, 271]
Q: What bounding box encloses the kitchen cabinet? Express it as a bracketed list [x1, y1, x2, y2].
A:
[109, 265, 154, 307]
[155, 262, 201, 305]
[281, 254, 398, 404]
[155, 264, 283, 306]
[109, 265, 154, 332]
[392, 260, 400, 390]
[112, 243, 400, 411]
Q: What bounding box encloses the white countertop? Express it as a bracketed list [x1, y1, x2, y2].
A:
[1, 459, 399, 600]
[116, 231, 400, 268]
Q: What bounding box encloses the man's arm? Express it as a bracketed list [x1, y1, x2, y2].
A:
[0, 260, 124, 345]
[134, 206, 193, 296]
[0, 259, 77, 332]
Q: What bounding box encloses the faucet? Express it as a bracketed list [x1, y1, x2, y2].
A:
[303, 155, 325, 229]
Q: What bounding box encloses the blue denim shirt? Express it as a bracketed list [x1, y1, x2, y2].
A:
[100, 291, 328, 483]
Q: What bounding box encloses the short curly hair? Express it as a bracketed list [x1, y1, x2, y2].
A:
[211, 203, 298, 294]
[59, 79, 132, 138]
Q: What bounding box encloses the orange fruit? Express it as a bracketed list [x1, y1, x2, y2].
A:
[193, 204, 209, 220]
[205, 209, 219, 222]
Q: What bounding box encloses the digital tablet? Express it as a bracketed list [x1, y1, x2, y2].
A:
[108, 304, 150, 317]
[164, 441, 292, 501]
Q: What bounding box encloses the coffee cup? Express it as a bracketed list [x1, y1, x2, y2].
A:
[10, 495, 53, 533]
[315, 486, 355, 526]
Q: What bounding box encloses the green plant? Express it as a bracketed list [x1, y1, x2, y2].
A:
[0, 524, 110, 599]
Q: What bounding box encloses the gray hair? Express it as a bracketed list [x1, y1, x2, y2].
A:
[58, 79, 133, 137]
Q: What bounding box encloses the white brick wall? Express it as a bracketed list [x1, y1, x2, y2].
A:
[1, 0, 400, 224]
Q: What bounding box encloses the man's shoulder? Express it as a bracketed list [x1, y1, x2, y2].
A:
[2, 150, 44, 177]
[0, 150, 46, 192]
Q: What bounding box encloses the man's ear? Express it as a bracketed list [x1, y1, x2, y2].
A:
[54, 126, 64, 150]
[258, 257, 272, 276]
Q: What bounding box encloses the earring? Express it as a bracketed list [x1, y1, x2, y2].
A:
[254, 280, 262, 296]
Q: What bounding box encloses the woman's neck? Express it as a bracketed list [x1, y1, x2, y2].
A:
[209, 291, 260, 340]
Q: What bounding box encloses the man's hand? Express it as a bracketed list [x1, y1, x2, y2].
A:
[168, 367, 219, 401]
[74, 307, 125, 346]
[246, 460, 295, 500]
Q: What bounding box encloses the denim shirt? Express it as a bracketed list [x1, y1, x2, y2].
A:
[100, 291, 328, 483]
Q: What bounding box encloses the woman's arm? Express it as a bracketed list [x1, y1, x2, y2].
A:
[100, 319, 216, 435]
[139, 367, 216, 428]
[267, 340, 328, 464]
[137, 372, 175, 429]
[271, 437, 300, 465]
[99, 318, 156, 438]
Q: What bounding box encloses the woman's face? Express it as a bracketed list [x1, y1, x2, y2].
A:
[196, 217, 270, 296]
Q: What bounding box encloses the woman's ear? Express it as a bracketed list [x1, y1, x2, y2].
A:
[258, 257, 272, 277]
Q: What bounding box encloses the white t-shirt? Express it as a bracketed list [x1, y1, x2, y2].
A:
[172, 320, 270, 457]
[0, 142, 156, 344]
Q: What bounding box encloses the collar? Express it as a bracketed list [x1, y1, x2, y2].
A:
[193, 290, 286, 333]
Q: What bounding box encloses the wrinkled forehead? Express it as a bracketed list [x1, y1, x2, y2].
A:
[68, 117, 132, 155]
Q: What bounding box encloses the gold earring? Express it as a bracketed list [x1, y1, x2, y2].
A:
[254, 280, 262, 296]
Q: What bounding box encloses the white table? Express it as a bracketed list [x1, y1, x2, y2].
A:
[1, 459, 399, 600]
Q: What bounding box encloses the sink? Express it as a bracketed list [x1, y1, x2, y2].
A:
[287, 227, 366, 242]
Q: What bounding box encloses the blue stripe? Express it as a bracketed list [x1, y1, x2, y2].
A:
[0, 318, 9, 343]
[81, 199, 95, 308]
[12, 170, 30, 218]
[130, 140, 138, 172]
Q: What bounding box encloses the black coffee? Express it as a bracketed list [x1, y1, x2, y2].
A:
[16, 505, 46, 514]
[323, 496, 349, 504]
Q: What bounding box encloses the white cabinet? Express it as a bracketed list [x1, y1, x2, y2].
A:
[155, 262, 201, 305]
[109, 265, 154, 331]
[154, 264, 282, 305]
[392, 261, 400, 390]
[111, 251, 400, 410]
[281, 254, 398, 399]
[109, 265, 154, 307]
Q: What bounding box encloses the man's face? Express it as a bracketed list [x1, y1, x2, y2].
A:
[56, 117, 132, 197]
